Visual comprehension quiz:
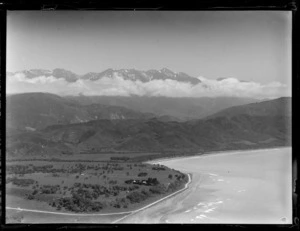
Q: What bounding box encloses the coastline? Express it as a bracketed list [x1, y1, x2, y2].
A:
[119, 147, 292, 223]
[145, 146, 290, 165]
[6, 146, 290, 223]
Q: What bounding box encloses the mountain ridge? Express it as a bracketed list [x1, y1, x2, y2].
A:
[8, 67, 259, 86]
[66, 94, 259, 120]
[7, 68, 202, 85]
[6, 96, 291, 158]
[205, 97, 291, 119]
[6, 92, 156, 130]
[7, 92, 260, 129]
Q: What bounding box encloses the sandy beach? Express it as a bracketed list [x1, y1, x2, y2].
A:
[119, 147, 292, 224]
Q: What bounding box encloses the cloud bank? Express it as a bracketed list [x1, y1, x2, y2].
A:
[6, 72, 290, 99]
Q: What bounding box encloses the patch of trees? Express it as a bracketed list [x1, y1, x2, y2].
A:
[127, 185, 140, 191]
[6, 164, 71, 175]
[175, 173, 186, 181]
[49, 182, 135, 212]
[125, 177, 159, 186]
[101, 162, 125, 171]
[167, 174, 188, 192]
[39, 184, 60, 194]
[126, 183, 168, 204]
[146, 178, 159, 186]
[138, 172, 148, 177]
[26, 194, 35, 200]
[71, 183, 125, 199]
[7, 165, 34, 175]
[46, 174, 187, 213]
[108, 180, 117, 185]
[111, 185, 128, 192]
[6, 177, 35, 187]
[126, 191, 148, 204]
[51, 195, 105, 213]
[167, 180, 182, 192]
[141, 189, 151, 197]
[73, 188, 95, 200]
[152, 166, 166, 171]
[111, 197, 128, 209]
[149, 184, 167, 194]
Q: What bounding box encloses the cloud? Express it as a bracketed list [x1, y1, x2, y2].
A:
[6, 72, 290, 99]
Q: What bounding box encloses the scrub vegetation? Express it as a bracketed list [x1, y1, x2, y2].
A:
[6, 161, 188, 213]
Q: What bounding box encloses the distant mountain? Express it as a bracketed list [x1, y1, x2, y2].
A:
[7, 92, 259, 133]
[7, 68, 79, 82]
[6, 97, 291, 158]
[6, 92, 155, 130]
[205, 97, 291, 119]
[66, 95, 258, 121]
[21, 69, 53, 78]
[8, 68, 201, 85]
[52, 68, 79, 82]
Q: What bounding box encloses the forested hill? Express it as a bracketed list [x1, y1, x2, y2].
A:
[6, 97, 291, 158]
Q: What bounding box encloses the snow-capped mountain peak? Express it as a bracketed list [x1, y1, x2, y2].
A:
[160, 68, 175, 77]
[8, 68, 202, 85]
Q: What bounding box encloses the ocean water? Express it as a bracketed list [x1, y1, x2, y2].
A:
[120, 147, 292, 224]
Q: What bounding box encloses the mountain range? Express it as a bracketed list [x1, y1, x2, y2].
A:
[6, 93, 259, 130]
[6, 93, 155, 130]
[7, 67, 254, 86]
[7, 68, 202, 84]
[66, 95, 258, 121]
[7, 68, 288, 99]
[6, 93, 291, 158]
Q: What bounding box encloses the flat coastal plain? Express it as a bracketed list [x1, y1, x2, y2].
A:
[119, 147, 292, 224]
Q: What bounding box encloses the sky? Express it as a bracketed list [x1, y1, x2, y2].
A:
[7, 11, 292, 98]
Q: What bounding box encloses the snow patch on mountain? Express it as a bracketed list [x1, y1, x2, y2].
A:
[6, 68, 290, 99]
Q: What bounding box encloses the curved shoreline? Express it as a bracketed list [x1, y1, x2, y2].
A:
[145, 147, 289, 164]
[6, 173, 192, 219]
[120, 147, 292, 224]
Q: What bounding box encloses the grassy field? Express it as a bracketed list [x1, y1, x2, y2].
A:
[6, 159, 188, 218]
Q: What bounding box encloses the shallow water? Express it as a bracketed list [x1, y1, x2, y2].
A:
[120, 147, 292, 224]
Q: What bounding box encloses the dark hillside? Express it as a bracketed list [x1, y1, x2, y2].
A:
[6, 97, 291, 158]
